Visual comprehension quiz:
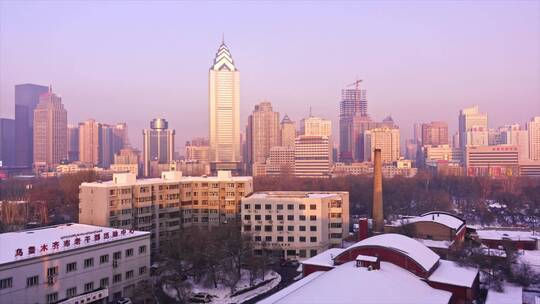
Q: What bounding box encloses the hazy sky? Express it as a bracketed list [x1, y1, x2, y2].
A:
[1, 1, 539, 152]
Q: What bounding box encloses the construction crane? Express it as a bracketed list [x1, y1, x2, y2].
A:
[346, 79, 363, 91]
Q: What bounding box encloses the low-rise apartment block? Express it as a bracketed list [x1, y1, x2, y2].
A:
[241, 191, 349, 260]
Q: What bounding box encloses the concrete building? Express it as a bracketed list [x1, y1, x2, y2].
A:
[100, 124, 114, 169]
[209, 40, 241, 166]
[421, 121, 448, 146]
[294, 135, 331, 178]
[300, 116, 331, 137]
[519, 160, 540, 177]
[112, 123, 129, 156]
[266, 146, 295, 176]
[0, 118, 15, 167]
[363, 127, 400, 163]
[332, 161, 418, 178]
[423, 145, 463, 164]
[33, 87, 68, 172]
[185, 138, 210, 162]
[0, 223, 150, 304]
[498, 124, 528, 161]
[79, 171, 253, 251]
[241, 191, 349, 260]
[246, 101, 280, 167]
[527, 116, 540, 160]
[142, 118, 175, 177]
[14, 84, 49, 168]
[280, 115, 296, 148]
[465, 145, 519, 177]
[459, 106, 488, 149]
[339, 83, 368, 162]
[78, 119, 101, 167]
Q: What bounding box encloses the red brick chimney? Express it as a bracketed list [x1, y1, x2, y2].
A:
[373, 148, 384, 233]
[358, 218, 369, 241]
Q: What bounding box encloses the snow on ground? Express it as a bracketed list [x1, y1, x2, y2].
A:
[485, 284, 523, 304]
[518, 250, 540, 274]
[164, 269, 281, 304]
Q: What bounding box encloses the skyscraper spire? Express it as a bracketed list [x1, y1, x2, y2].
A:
[222, 32, 225, 45]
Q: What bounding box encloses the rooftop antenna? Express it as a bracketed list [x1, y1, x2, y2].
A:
[222, 33, 225, 45]
[309, 106, 313, 117]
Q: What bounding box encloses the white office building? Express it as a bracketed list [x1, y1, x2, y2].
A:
[0, 224, 150, 304]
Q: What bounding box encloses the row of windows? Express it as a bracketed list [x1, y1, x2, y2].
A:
[43, 267, 147, 303]
[244, 214, 317, 221]
[245, 203, 317, 210]
[245, 225, 318, 232]
[254, 235, 318, 243]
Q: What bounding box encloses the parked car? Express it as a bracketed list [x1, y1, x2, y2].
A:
[190, 292, 212, 303]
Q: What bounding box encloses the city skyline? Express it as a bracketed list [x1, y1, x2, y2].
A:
[1, 1, 539, 151]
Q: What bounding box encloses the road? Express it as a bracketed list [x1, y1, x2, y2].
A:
[243, 264, 300, 304]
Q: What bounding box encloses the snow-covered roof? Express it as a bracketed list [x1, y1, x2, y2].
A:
[485, 285, 523, 304]
[428, 260, 478, 288]
[257, 262, 452, 304]
[477, 229, 540, 241]
[356, 254, 378, 262]
[247, 192, 344, 200]
[0, 223, 149, 265]
[301, 248, 345, 268]
[388, 212, 464, 230]
[415, 238, 454, 249]
[519, 250, 540, 267]
[342, 234, 440, 272]
[81, 173, 252, 188]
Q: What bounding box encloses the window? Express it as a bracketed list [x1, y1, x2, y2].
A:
[255, 225, 261, 231]
[287, 225, 294, 231]
[244, 214, 251, 220]
[299, 236, 306, 242]
[277, 215, 284, 221]
[66, 262, 77, 273]
[26, 275, 39, 287]
[46, 292, 58, 303]
[299, 215, 306, 221]
[265, 236, 272, 242]
[277, 225, 284, 231]
[287, 204, 294, 210]
[100, 254, 109, 264]
[100, 277, 109, 288]
[329, 223, 342, 228]
[310, 236, 317, 242]
[139, 266, 147, 275]
[287, 236, 294, 242]
[244, 225, 252, 231]
[113, 274, 122, 283]
[287, 215, 294, 221]
[265, 204, 271, 210]
[244, 204, 250, 209]
[330, 233, 342, 239]
[66, 287, 77, 298]
[265, 215, 272, 220]
[277, 204, 283, 210]
[255, 215, 261, 220]
[299, 250, 307, 257]
[254, 204, 261, 210]
[277, 236, 284, 242]
[84, 258, 94, 268]
[310, 204, 316, 210]
[126, 270, 134, 279]
[310, 226, 317, 231]
[264, 225, 272, 232]
[84, 282, 94, 292]
[47, 266, 58, 277]
[0, 277, 12, 289]
[310, 249, 318, 257]
[113, 251, 122, 260]
[299, 204, 306, 210]
[254, 236, 262, 242]
[310, 215, 317, 221]
[126, 248, 134, 257]
[299, 226, 306, 231]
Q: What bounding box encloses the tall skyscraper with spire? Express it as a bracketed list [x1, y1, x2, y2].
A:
[209, 38, 241, 170]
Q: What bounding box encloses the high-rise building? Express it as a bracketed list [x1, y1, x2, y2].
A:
[465, 145, 519, 177]
[488, 128, 503, 146]
[112, 122, 129, 154]
[79, 171, 253, 250]
[246, 101, 280, 166]
[363, 127, 400, 163]
[421, 121, 448, 146]
[78, 119, 101, 167]
[111, 147, 141, 176]
[498, 124, 528, 160]
[294, 135, 331, 178]
[33, 88, 68, 171]
[413, 122, 422, 145]
[0, 118, 15, 167]
[142, 118, 175, 177]
[209, 40, 241, 165]
[280, 115, 296, 147]
[458, 106, 488, 149]
[14, 84, 49, 167]
[100, 124, 114, 168]
[185, 138, 210, 162]
[527, 117, 540, 160]
[300, 116, 331, 137]
[67, 124, 79, 162]
[339, 84, 367, 162]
